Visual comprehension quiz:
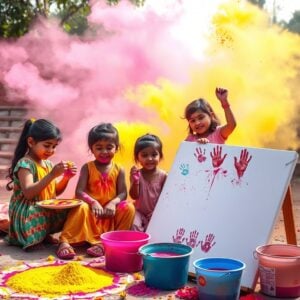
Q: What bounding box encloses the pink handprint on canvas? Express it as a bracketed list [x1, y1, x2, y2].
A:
[194, 147, 207, 163]
[184, 230, 201, 248]
[172, 228, 186, 244]
[234, 149, 252, 178]
[200, 233, 216, 253]
[204, 146, 228, 199]
[210, 145, 227, 168]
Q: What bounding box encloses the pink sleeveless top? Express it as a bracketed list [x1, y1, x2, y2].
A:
[185, 126, 226, 144]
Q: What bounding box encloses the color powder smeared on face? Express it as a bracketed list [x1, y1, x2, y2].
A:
[6, 262, 114, 297]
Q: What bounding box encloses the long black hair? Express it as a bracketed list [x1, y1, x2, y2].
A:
[6, 119, 62, 191]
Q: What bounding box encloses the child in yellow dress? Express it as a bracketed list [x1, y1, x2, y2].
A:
[57, 123, 135, 259]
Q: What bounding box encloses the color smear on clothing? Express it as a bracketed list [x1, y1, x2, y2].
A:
[0, 1, 299, 197]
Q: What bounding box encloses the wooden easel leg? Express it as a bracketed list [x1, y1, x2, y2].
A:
[282, 185, 297, 245]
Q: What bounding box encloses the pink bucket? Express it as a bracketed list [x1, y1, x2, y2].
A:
[255, 244, 300, 298]
[101, 230, 150, 273]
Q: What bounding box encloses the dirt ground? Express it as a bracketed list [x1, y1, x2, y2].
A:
[0, 176, 299, 300]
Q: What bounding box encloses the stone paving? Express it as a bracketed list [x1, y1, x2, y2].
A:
[0, 176, 299, 300]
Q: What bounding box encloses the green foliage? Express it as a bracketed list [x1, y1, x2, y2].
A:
[0, 0, 146, 38]
[246, 0, 266, 8]
[285, 11, 300, 34]
[0, 1, 35, 38]
[53, 0, 90, 35]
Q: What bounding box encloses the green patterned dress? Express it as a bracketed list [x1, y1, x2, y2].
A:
[5, 158, 67, 249]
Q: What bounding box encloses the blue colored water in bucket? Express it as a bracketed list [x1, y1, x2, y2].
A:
[193, 257, 246, 300]
[139, 243, 193, 290]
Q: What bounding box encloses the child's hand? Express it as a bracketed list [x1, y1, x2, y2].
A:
[91, 201, 104, 219]
[215, 87, 228, 105]
[103, 202, 116, 218]
[51, 161, 67, 178]
[130, 166, 140, 184]
[63, 161, 77, 179]
[197, 138, 209, 144]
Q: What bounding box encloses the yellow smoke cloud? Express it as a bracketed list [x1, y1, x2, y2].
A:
[116, 1, 300, 173]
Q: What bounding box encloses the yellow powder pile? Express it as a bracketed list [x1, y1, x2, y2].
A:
[6, 262, 114, 297]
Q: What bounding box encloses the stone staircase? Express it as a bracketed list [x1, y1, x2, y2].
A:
[0, 106, 27, 181]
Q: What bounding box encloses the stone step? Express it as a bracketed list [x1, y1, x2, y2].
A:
[0, 138, 18, 144]
[0, 127, 22, 133]
[0, 116, 25, 122]
[0, 106, 26, 111]
[0, 165, 9, 175]
[0, 151, 13, 159]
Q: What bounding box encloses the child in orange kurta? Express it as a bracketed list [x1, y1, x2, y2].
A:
[57, 123, 135, 259]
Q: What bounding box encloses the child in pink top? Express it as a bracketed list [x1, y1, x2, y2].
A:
[129, 134, 167, 232]
[184, 87, 236, 144]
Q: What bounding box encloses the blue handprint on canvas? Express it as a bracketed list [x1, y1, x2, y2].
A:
[179, 163, 189, 176]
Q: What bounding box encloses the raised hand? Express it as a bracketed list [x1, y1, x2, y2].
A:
[185, 230, 200, 248]
[210, 145, 227, 168]
[215, 87, 228, 104]
[172, 228, 185, 244]
[234, 149, 252, 178]
[194, 147, 207, 163]
[130, 166, 140, 183]
[200, 233, 216, 253]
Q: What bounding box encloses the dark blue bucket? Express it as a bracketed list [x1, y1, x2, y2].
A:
[193, 257, 246, 300]
[139, 243, 193, 290]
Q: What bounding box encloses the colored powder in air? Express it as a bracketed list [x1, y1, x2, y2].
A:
[6, 262, 114, 297]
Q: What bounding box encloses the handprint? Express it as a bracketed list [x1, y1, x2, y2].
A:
[194, 147, 207, 163]
[210, 145, 227, 168]
[200, 233, 216, 253]
[179, 164, 189, 176]
[234, 149, 252, 178]
[185, 230, 200, 248]
[172, 228, 186, 244]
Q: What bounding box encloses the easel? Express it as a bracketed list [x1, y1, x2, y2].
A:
[282, 185, 297, 245]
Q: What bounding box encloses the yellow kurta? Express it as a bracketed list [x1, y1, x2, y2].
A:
[59, 161, 135, 245]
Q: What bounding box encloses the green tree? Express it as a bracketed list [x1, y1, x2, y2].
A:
[284, 11, 300, 34]
[246, 0, 266, 8]
[0, 0, 145, 38]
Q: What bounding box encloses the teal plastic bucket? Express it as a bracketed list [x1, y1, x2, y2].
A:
[139, 243, 193, 290]
[193, 257, 246, 300]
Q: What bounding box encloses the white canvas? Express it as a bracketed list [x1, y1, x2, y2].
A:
[146, 142, 298, 289]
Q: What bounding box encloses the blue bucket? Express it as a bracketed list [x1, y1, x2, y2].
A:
[139, 243, 193, 290]
[193, 257, 246, 300]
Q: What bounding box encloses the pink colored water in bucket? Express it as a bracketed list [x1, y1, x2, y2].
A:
[255, 244, 300, 298]
[101, 230, 150, 273]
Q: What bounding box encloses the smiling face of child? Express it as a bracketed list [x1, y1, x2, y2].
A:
[188, 109, 212, 137]
[91, 139, 117, 164]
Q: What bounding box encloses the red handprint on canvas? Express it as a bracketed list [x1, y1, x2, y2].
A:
[200, 233, 216, 253]
[172, 228, 186, 244]
[234, 149, 252, 178]
[185, 230, 201, 248]
[194, 147, 207, 163]
[210, 145, 227, 168]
